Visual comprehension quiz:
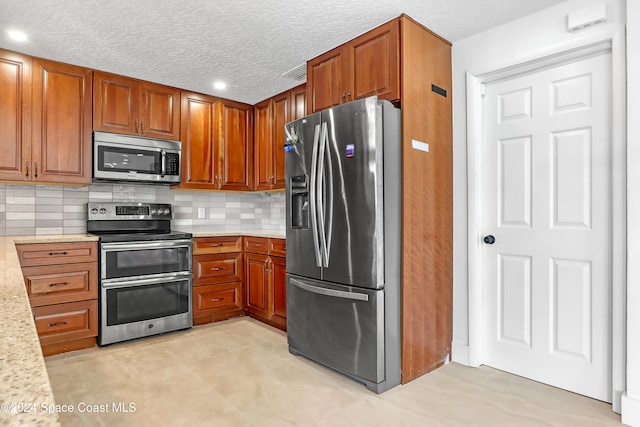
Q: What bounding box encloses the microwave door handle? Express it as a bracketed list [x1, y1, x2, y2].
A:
[161, 150, 166, 176]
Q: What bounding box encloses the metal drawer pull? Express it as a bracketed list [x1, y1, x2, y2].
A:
[48, 321, 68, 327]
[210, 267, 225, 271]
[49, 282, 69, 287]
[48, 251, 68, 256]
[211, 297, 224, 302]
[210, 243, 223, 247]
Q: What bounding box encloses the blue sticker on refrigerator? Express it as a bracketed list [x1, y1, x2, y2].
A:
[345, 144, 354, 158]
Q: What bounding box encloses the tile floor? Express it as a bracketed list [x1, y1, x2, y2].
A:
[45, 318, 621, 426]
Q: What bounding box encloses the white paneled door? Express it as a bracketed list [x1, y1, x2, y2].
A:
[481, 52, 612, 402]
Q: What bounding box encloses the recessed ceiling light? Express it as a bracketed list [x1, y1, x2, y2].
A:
[8, 30, 28, 42]
[213, 81, 226, 90]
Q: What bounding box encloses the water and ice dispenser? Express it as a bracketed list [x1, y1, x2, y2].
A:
[290, 175, 309, 229]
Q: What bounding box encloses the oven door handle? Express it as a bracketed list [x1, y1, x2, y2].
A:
[102, 273, 191, 289]
[101, 239, 192, 251]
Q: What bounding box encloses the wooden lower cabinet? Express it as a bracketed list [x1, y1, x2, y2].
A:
[193, 282, 243, 326]
[32, 299, 98, 357]
[191, 235, 286, 330]
[270, 256, 287, 327]
[244, 237, 286, 330]
[17, 241, 99, 356]
[244, 252, 270, 318]
[192, 237, 245, 325]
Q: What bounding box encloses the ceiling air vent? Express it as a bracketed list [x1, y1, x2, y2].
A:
[282, 63, 306, 81]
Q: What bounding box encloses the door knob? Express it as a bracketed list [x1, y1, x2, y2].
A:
[483, 235, 496, 244]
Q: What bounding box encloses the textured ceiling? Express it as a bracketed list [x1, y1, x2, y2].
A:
[0, 0, 565, 104]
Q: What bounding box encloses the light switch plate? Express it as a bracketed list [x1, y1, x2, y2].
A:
[197, 207, 206, 219]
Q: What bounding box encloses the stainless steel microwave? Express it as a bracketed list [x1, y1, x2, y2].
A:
[93, 131, 181, 184]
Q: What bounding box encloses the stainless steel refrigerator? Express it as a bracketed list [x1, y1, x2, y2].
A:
[285, 96, 401, 393]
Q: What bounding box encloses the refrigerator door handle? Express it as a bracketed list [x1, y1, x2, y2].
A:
[290, 278, 369, 302]
[317, 122, 328, 267]
[309, 124, 322, 267]
[324, 121, 333, 267]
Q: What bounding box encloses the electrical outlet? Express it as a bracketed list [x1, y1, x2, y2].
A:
[197, 207, 206, 219]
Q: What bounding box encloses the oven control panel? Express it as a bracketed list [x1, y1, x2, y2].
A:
[88, 203, 172, 220]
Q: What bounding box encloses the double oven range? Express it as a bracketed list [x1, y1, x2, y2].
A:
[87, 202, 192, 346]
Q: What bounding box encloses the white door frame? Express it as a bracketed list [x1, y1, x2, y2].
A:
[466, 26, 626, 410]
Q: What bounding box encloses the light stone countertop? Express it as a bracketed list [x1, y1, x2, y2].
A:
[178, 228, 285, 239]
[0, 234, 97, 427]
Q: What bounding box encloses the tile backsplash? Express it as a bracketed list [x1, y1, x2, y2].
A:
[0, 183, 285, 236]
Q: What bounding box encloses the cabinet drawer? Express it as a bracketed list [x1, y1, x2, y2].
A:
[193, 253, 242, 285]
[268, 239, 286, 257]
[22, 262, 98, 307]
[193, 282, 243, 316]
[193, 236, 242, 255]
[244, 237, 269, 255]
[17, 242, 98, 266]
[32, 299, 98, 346]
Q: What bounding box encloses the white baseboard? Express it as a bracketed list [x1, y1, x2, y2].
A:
[451, 341, 469, 365]
[622, 393, 640, 426]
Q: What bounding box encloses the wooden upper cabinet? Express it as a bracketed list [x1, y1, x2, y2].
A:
[306, 18, 400, 114]
[272, 91, 289, 189]
[177, 94, 252, 191]
[253, 84, 303, 191]
[0, 49, 31, 182]
[32, 59, 92, 184]
[348, 18, 399, 102]
[93, 71, 180, 140]
[217, 99, 253, 191]
[307, 49, 345, 114]
[140, 81, 180, 140]
[290, 84, 306, 121]
[178, 91, 217, 189]
[253, 99, 273, 191]
[93, 72, 138, 135]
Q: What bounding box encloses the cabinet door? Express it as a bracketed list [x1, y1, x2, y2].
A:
[193, 236, 242, 255]
[272, 92, 289, 189]
[32, 299, 98, 346]
[140, 81, 180, 140]
[0, 49, 31, 181]
[253, 99, 272, 191]
[93, 71, 140, 135]
[217, 99, 253, 191]
[244, 252, 271, 318]
[22, 261, 98, 307]
[178, 91, 217, 189]
[290, 84, 306, 121]
[244, 236, 269, 255]
[271, 256, 287, 327]
[193, 281, 243, 325]
[16, 241, 98, 267]
[307, 48, 345, 114]
[347, 19, 399, 102]
[193, 252, 243, 285]
[32, 59, 92, 184]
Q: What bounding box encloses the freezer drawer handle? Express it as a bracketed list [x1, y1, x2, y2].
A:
[290, 278, 369, 302]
